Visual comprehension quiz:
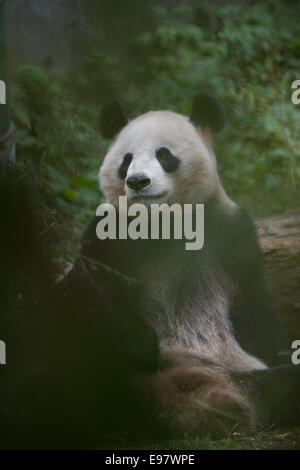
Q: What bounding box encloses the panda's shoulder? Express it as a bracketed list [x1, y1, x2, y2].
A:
[80, 216, 121, 263]
[81, 215, 100, 244]
[79, 215, 138, 272]
[225, 206, 258, 240]
[209, 203, 262, 265]
[208, 200, 257, 238]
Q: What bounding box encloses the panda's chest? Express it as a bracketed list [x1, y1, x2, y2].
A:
[140, 255, 233, 351]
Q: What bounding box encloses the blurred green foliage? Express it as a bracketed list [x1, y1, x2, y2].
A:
[10, 0, 300, 258]
[10, 66, 105, 258]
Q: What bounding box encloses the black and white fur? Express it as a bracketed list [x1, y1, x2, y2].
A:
[70, 94, 300, 438]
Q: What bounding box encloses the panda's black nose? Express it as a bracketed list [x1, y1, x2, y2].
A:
[126, 174, 151, 191]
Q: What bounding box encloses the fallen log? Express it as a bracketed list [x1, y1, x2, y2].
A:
[255, 209, 300, 350]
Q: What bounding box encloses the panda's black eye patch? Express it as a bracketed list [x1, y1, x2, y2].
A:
[118, 153, 133, 179]
[156, 147, 180, 173]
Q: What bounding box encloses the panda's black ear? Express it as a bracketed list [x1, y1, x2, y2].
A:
[99, 101, 128, 139]
[190, 93, 226, 132]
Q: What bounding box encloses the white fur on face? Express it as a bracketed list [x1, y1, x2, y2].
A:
[99, 110, 220, 207]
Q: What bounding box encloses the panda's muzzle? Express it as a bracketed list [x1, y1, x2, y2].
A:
[126, 174, 151, 191]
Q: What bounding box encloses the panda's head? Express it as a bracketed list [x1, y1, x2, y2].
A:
[99, 94, 228, 207]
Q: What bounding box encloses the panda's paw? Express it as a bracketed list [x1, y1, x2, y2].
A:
[152, 364, 256, 439]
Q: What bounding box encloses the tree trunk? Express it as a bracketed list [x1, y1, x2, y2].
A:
[255, 209, 300, 350]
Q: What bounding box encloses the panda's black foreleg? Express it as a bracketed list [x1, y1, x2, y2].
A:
[232, 365, 300, 427]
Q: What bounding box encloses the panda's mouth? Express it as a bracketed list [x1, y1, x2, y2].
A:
[130, 191, 168, 202]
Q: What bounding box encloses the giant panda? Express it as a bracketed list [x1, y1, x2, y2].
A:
[67, 93, 300, 440]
